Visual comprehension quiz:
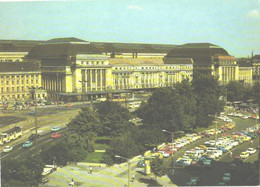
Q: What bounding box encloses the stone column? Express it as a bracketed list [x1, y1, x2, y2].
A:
[100, 69, 103, 90]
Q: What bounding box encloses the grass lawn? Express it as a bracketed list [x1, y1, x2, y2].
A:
[85, 152, 104, 163]
[244, 152, 259, 163]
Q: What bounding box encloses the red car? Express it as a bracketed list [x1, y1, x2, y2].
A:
[51, 133, 61, 139]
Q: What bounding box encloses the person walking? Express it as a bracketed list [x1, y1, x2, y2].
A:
[229, 151, 233, 158]
[69, 178, 74, 186]
[89, 166, 93, 174]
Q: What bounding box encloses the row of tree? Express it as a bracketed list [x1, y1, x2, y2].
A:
[136, 72, 224, 133]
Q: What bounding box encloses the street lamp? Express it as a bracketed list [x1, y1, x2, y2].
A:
[28, 86, 38, 139]
[79, 80, 88, 104]
[115, 155, 130, 187]
[162, 129, 174, 170]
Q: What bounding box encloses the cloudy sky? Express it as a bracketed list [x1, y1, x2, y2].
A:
[0, 0, 259, 57]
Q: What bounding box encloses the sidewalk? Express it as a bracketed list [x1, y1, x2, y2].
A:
[41, 163, 175, 187]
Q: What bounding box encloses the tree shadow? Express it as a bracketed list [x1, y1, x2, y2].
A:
[138, 178, 162, 187]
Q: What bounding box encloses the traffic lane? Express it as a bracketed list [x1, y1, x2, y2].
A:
[1, 128, 66, 160]
[0, 116, 26, 127]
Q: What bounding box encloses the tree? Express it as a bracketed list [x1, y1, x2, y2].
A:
[150, 157, 166, 177]
[67, 107, 101, 151]
[41, 142, 71, 166]
[102, 135, 142, 165]
[136, 81, 197, 131]
[252, 82, 260, 118]
[192, 72, 224, 127]
[1, 155, 44, 186]
[95, 101, 132, 136]
[226, 81, 246, 102]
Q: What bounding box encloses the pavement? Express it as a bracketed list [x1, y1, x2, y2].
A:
[41, 162, 175, 187]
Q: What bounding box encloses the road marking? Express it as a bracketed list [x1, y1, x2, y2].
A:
[1, 154, 9, 159]
[14, 155, 20, 159]
[30, 147, 36, 151]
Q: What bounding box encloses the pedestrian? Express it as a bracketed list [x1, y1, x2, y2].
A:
[89, 166, 93, 174]
[131, 174, 135, 182]
[229, 151, 233, 158]
[250, 140, 253, 145]
[69, 178, 74, 186]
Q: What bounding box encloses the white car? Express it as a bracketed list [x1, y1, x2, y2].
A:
[3, 146, 13, 152]
[246, 148, 256, 155]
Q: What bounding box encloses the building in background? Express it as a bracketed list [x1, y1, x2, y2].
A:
[239, 66, 253, 86]
[164, 43, 250, 85]
[0, 38, 255, 101]
[0, 62, 46, 101]
[252, 55, 260, 83]
[24, 38, 192, 101]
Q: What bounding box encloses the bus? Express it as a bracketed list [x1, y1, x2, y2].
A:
[1, 126, 23, 144]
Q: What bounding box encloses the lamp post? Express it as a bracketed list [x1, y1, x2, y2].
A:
[79, 80, 88, 104]
[28, 86, 38, 139]
[162, 129, 174, 170]
[115, 155, 130, 187]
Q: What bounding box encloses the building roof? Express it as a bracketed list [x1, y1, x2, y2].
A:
[163, 57, 193, 64]
[0, 40, 43, 52]
[0, 62, 40, 73]
[109, 58, 164, 65]
[253, 55, 260, 60]
[46, 37, 88, 43]
[91, 42, 176, 53]
[26, 43, 102, 59]
[166, 43, 230, 65]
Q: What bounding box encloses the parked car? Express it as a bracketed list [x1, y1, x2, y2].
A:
[23, 140, 33, 148]
[222, 173, 231, 182]
[51, 127, 60, 132]
[29, 110, 36, 115]
[137, 160, 145, 168]
[246, 148, 256, 155]
[51, 133, 61, 139]
[240, 152, 249, 159]
[3, 146, 13, 152]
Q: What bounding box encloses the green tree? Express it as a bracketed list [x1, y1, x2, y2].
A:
[226, 81, 246, 102]
[252, 82, 260, 118]
[66, 107, 101, 151]
[2, 155, 44, 186]
[41, 142, 71, 166]
[95, 101, 132, 136]
[150, 157, 166, 177]
[102, 135, 142, 165]
[137, 81, 196, 131]
[193, 71, 224, 127]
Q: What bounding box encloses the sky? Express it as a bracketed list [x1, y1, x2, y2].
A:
[0, 0, 259, 57]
